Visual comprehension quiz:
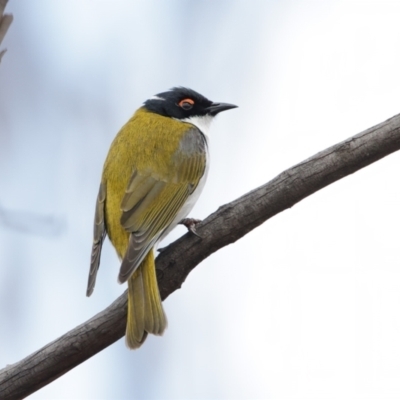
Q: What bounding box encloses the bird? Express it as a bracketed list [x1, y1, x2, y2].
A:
[86, 87, 237, 349]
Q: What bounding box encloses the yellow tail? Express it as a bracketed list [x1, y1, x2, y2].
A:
[126, 249, 167, 349]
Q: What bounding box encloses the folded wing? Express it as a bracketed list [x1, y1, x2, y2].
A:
[118, 128, 207, 283]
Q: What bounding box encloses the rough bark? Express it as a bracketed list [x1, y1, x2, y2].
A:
[1, 112, 400, 399]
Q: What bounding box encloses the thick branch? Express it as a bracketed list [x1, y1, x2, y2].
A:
[0, 0, 13, 63]
[2, 113, 400, 399]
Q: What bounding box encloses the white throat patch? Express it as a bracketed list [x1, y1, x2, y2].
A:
[181, 115, 213, 136]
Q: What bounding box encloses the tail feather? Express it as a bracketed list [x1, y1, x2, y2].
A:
[125, 249, 167, 349]
[143, 249, 168, 335]
[126, 268, 146, 348]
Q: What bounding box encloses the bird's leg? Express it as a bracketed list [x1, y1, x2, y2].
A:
[179, 218, 202, 238]
[157, 218, 202, 253]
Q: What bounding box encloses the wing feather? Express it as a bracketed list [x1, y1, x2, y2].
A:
[121, 180, 167, 231]
[118, 127, 207, 283]
[87, 183, 107, 296]
[118, 183, 190, 282]
[121, 174, 159, 212]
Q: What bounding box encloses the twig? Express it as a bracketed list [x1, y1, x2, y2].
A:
[0, 0, 13, 63]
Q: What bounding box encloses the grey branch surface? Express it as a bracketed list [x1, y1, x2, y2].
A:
[2, 112, 400, 399]
[0, 0, 13, 63]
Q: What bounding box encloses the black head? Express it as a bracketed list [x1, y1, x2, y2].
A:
[143, 87, 237, 120]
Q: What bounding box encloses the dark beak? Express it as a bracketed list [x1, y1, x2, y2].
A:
[206, 102, 238, 116]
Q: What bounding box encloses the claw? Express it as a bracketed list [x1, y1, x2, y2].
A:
[179, 218, 202, 238]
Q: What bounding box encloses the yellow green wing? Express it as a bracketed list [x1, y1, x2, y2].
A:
[118, 127, 207, 283]
[87, 182, 107, 296]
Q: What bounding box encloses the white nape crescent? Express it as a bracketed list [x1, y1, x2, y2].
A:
[150, 96, 165, 101]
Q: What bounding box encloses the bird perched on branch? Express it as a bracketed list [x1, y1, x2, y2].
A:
[86, 87, 237, 349]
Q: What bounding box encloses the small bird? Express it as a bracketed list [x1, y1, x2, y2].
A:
[86, 87, 237, 349]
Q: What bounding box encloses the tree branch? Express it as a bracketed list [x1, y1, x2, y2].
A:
[2, 112, 400, 399]
[0, 0, 13, 63]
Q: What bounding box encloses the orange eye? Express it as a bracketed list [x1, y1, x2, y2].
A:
[178, 98, 195, 110]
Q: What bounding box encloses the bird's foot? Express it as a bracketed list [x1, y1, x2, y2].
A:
[179, 218, 202, 238]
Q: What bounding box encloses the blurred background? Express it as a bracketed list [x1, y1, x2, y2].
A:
[1, 1, 400, 399]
